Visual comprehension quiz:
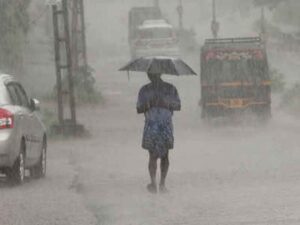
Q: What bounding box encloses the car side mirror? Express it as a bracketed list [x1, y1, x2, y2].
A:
[30, 98, 40, 111]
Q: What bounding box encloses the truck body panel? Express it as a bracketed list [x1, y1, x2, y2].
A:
[200, 37, 271, 119]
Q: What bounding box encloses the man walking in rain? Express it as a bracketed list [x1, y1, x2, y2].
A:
[137, 73, 181, 193]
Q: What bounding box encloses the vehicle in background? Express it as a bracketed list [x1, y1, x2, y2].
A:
[133, 19, 179, 58]
[128, 7, 162, 58]
[200, 37, 271, 119]
[0, 74, 47, 184]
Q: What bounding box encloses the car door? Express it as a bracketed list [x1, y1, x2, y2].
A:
[5, 83, 26, 161]
[6, 83, 33, 162]
[14, 84, 43, 163]
[13, 83, 39, 164]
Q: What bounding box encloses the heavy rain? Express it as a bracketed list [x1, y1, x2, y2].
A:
[1, 0, 300, 224]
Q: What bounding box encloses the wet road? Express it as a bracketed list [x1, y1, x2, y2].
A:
[1, 1, 300, 224]
[2, 75, 300, 225]
[0, 141, 96, 225]
[69, 56, 300, 224]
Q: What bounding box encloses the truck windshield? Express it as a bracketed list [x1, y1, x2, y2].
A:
[138, 28, 173, 39]
[203, 59, 268, 83]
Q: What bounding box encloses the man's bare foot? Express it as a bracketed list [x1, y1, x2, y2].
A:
[159, 185, 168, 194]
[147, 183, 157, 194]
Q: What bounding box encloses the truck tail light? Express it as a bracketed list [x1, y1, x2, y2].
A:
[0, 108, 14, 129]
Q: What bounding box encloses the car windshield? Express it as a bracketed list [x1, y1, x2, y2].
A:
[203, 58, 268, 84]
[138, 28, 173, 39]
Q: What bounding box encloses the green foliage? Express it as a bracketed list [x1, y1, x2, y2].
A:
[72, 66, 103, 104]
[0, 0, 31, 73]
[270, 68, 285, 93]
[47, 66, 103, 104]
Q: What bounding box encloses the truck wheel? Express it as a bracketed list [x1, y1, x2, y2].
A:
[30, 141, 46, 179]
[8, 146, 25, 185]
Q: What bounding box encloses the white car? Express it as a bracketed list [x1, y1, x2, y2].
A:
[0, 74, 47, 184]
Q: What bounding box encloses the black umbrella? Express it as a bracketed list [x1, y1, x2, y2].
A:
[119, 56, 197, 76]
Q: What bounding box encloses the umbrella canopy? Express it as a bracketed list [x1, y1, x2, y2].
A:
[119, 56, 197, 76]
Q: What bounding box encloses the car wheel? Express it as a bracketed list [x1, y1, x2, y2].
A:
[8, 147, 25, 185]
[30, 141, 46, 179]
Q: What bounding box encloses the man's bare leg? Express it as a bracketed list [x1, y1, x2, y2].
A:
[160, 151, 169, 193]
[148, 152, 158, 193]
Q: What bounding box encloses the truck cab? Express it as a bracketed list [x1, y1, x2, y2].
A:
[128, 7, 162, 58]
[200, 37, 271, 119]
[133, 19, 179, 58]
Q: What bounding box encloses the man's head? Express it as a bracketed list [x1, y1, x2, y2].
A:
[147, 73, 162, 83]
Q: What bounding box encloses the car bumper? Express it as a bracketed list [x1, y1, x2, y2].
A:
[205, 101, 270, 109]
[203, 102, 271, 118]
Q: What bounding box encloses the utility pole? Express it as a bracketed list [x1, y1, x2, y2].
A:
[177, 0, 183, 31]
[71, 0, 89, 81]
[211, 0, 219, 38]
[52, 2, 63, 127]
[51, 0, 83, 135]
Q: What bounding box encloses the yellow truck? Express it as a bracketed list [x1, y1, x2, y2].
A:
[200, 37, 271, 119]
